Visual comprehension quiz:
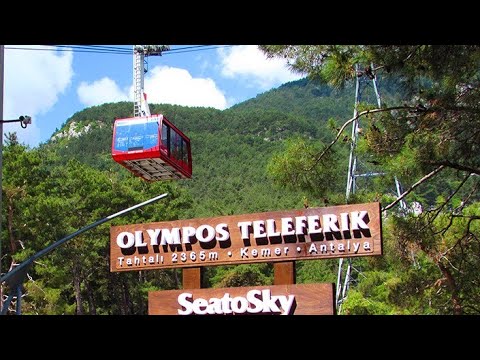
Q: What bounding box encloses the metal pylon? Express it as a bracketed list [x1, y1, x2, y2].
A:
[335, 64, 406, 314]
[132, 45, 170, 118]
[133, 46, 145, 117]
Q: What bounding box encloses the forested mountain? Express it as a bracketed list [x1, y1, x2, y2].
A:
[45, 77, 367, 215]
[2, 72, 477, 315]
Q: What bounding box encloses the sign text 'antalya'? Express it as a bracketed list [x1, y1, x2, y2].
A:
[110, 202, 382, 271]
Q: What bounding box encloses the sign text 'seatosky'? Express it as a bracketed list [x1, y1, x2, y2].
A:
[149, 283, 335, 315]
[110, 202, 382, 272]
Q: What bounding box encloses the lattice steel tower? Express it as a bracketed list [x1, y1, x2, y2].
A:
[133, 45, 170, 117]
[335, 64, 406, 313]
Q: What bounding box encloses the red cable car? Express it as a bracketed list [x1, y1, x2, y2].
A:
[112, 114, 192, 181]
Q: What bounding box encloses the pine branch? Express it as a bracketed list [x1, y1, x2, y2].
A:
[431, 160, 480, 176]
[309, 106, 416, 170]
[428, 173, 472, 221]
[382, 165, 445, 212]
[403, 45, 423, 63]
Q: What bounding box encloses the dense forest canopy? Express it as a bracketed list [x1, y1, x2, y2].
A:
[1, 45, 479, 315]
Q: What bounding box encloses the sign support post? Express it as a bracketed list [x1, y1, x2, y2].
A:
[182, 267, 202, 289]
[274, 261, 295, 285]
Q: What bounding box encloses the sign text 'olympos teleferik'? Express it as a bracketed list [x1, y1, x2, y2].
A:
[110, 202, 382, 272]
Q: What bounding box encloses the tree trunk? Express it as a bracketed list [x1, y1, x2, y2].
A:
[437, 262, 462, 315]
[7, 195, 17, 254]
[85, 281, 97, 315]
[121, 277, 131, 315]
[174, 269, 180, 288]
[73, 262, 84, 315]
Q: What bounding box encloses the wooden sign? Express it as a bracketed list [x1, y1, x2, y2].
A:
[148, 283, 335, 315]
[110, 202, 382, 272]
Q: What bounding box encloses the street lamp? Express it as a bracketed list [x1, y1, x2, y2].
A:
[1, 115, 32, 127]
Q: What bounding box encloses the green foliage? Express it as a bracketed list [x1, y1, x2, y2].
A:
[208, 264, 273, 288]
[296, 259, 337, 284]
[267, 137, 346, 199]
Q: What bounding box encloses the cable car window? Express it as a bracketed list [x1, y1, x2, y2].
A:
[179, 137, 184, 163]
[162, 122, 170, 154]
[127, 123, 144, 150]
[181, 138, 187, 164]
[114, 124, 130, 151]
[114, 119, 158, 152]
[172, 131, 180, 160]
[144, 121, 159, 149]
[173, 132, 180, 161]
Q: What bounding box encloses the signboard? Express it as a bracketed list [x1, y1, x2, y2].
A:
[110, 202, 382, 272]
[148, 283, 335, 315]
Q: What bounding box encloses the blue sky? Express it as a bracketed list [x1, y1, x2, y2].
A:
[3, 45, 303, 148]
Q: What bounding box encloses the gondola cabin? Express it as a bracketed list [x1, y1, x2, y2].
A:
[112, 114, 192, 181]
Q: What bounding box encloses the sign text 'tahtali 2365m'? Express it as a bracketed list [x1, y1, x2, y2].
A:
[110, 202, 382, 272]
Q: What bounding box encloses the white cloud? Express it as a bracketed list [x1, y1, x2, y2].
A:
[77, 65, 227, 111]
[3, 45, 74, 146]
[142, 66, 227, 110]
[218, 45, 302, 90]
[77, 77, 129, 106]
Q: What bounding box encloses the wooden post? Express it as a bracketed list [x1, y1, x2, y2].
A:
[274, 261, 296, 285]
[182, 267, 202, 289]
